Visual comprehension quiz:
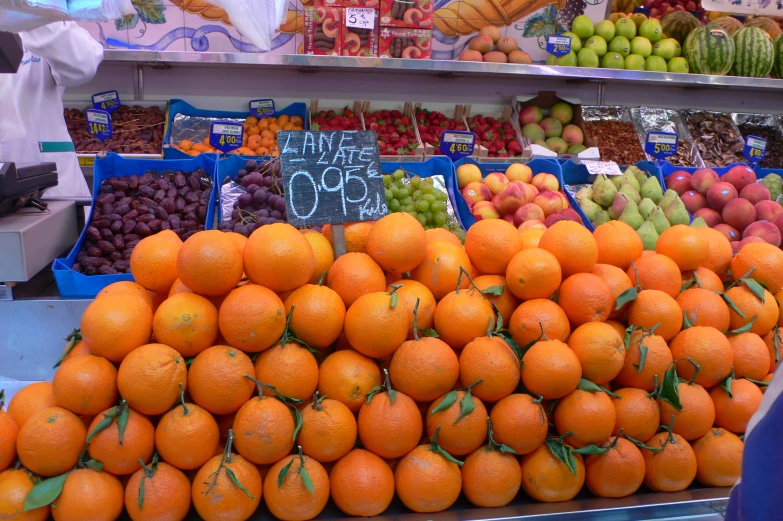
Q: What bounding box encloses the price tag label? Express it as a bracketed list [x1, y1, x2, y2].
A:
[278, 130, 387, 227]
[546, 35, 571, 57]
[645, 131, 678, 159]
[86, 109, 112, 142]
[210, 122, 244, 153]
[250, 99, 276, 119]
[346, 7, 376, 29]
[440, 130, 476, 160]
[92, 90, 120, 113]
[744, 135, 767, 163]
[582, 160, 623, 178]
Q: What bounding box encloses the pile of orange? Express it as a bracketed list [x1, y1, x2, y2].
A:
[174, 114, 305, 157]
[1, 216, 780, 521]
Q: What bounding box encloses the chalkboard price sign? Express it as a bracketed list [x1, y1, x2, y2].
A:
[278, 130, 388, 227]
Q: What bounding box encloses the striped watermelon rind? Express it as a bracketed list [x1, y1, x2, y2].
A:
[731, 27, 774, 78]
[772, 34, 783, 79]
[662, 11, 701, 44]
[685, 26, 735, 76]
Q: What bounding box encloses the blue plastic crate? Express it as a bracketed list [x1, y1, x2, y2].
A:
[452, 157, 564, 230]
[561, 160, 664, 231]
[753, 165, 783, 183]
[162, 99, 308, 160]
[658, 161, 751, 187]
[53, 153, 219, 299]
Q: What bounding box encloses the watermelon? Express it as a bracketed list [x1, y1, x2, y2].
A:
[662, 11, 701, 44]
[684, 26, 735, 76]
[711, 16, 744, 36]
[772, 34, 783, 78]
[745, 16, 783, 40]
[731, 27, 774, 77]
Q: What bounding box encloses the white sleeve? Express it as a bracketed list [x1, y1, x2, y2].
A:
[20, 21, 103, 88]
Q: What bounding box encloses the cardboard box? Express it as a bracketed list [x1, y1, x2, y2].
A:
[515, 91, 600, 162]
[379, 28, 431, 59]
[415, 104, 480, 158]
[341, 9, 379, 56]
[464, 104, 525, 158]
[379, 0, 433, 29]
[303, 7, 343, 56]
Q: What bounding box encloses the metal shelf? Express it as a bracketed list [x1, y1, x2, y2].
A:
[103, 50, 783, 92]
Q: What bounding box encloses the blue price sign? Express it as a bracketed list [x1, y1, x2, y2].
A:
[440, 130, 475, 160]
[210, 122, 244, 153]
[645, 131, 678, 159]
[546, 35, 571, 57]
[92, 90, 120, 113]
[86, 109, 112, 142]
[744, 135, 767, 163]
[250, 99, 276, 119]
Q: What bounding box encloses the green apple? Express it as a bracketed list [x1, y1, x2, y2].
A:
[672, 40, 682, 57]
[667, 56, 689, 73]
[577, 47, 600, 68]
[630, 36, 652, 58]
[595, 20, 616, 42]
[557, 51, 578, 66]
[602, 51, 625, 69]
[615, 18, 637, 40]
[547, 54, 557, 65]
[608, 35, 631, 58]
[572, 15, 595, 39]
[639, 19, 663, 42]
[585, 35, 608, 57]
[563, 32, 582, 53]
[625, 54, 646, 70]
[631, 13, 648, 29]
[645, 55, 668, 72]
[652, 38, 678, 61]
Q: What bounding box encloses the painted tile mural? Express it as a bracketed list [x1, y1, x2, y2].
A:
[79, 0, 607, 62]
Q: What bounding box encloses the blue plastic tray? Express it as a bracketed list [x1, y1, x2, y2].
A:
[452, 157, 564, 229]
[380, 157, 464, 230]
[561, 160, 664, 231]
[658, 161, 750, 187]
[53, 153, 219, 299]
[162, 99, 308, 160]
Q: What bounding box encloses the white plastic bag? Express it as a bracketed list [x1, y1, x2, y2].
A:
[208, 0, 287, 51]
[0, 0, 134, 32]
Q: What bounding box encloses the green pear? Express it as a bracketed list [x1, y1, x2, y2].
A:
[690, 217, 707, 228]
[592, 175, 618, 208]
[575, 186, 593, 203]
[658, 189, 678, 210]
[620, 170, 641, 191]
[640, 176, 663, 204]
[592, 210, 612, 227]
[664, 198, 690, 226]
[579, 199, 603, 222]
[638, 198, 656, 219]
[636, 221, 659, 250]
[611, 175, 624, 188]
[619, 183, 641, 204]
[609, 192, 637, 220]
[647, 206, 671, 235]
[633, 169, 649, 187]
[619, 202, 644, 230]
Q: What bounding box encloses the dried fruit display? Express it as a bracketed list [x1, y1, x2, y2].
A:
[682, 110, 745, 167]
[584, 120, 646, 165]
[64, 105, 165, 154]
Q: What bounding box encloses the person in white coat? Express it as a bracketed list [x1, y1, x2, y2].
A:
[0, 21, 103, 199]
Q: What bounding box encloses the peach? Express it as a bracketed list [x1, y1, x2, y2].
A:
[693, 207, 723, 227]
[502, 213, 516, 223]
[755, 200, 783, 221]
[731, 241, 741, 255]
[706, 182, 738, 212]
[506, 163, 533, 183]
[533, 190, 567, 217]
[462, 182, 492, 204]
[722, 198, 757, 232]
[456, 164, 482, 189]
[472, 201, 500, 220]
[665, 171, 692, 195]
[772, 213, 783, 236]
[559, 208, 583, 224]
[513, 203, 546, 226]
[484, 172, 510, 195]
[743, 221, 782, 247]
[739, 183, 771, 205]
[690, 168, 720, 195]
[458, 50, 484, 62]
[721, 165, 756, 192]
[739, 236, 767, 249]
[519, 219, 547, 231]
[681, 190, 708, 214]
[531, 172, 559, 192]
[492, 193, 502, 212]
[497, 181, 531, 215]
[714, 223, 741, 243]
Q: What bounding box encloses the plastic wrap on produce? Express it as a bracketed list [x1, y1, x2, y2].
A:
[221, 177, 246, 223]
[392, 170, 460, 228]
[631, 107, 704, 168]
[169, 113, 245, 146]
[581, 106, 630, 122]
[681, 109, 745, 167]
[732, 112, 783, 169]
[582, 106, 647, 165]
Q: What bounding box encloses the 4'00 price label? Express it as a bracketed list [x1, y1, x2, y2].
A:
[744, 135, 767, 163]
[210, 122, 244, 153]
[645, 131, 678, 159]
[92, 90, 120, 113]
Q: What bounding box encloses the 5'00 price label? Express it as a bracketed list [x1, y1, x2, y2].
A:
[546, 35, 571, 57]
[440, 130, 476, 160]
[645, 131, 678, 159]
[86, 108, 112, 142]
[744, 135, 767, 163]
[250, 99, 276, 119]
[210, 122, 244, 153]
[92, 90, 120, 113]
